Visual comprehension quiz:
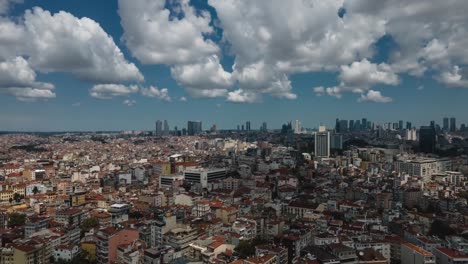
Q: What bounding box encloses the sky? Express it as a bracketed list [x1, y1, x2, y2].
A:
[1, 0, 468, 131]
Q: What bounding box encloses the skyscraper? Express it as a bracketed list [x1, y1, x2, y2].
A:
[406, 122, 412, 130]
[399, 120, 403, 130]
[315, 126, 330, 158]
[339, 120, 348, 133]
[155, 120, 163, 136]
[246, 121, 251, 131]
[294, 120, 302, 134]
[443, 117, 449, 131]
[355, 120, 361, 131]
[163, 120, 169, 135]
[349, 120, 354, 132]
[187, 121, 202, 136]
[419, 126, 436, 153]
[261, 122, 267, 132]
[330, 133, 343, 150]
[450, 117, 456, 132]
[361, 118, 367, 130]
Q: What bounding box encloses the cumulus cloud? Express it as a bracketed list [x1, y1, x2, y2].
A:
[179, 96, 187, 102]
[171, 55, 233, 98]
[114, 0, 468, 102]
[123, 99, 136, 106]
[23, 8, 143, 83]
[346, 0, 468, 85]
[208, 0, 386, 100]
[140, 86, 171, 101]
[90, 84, 139, 99]
[4, 87, 55, 102]
[313, 59, 399, 99]
[438, 66, 468, 88]
[0, 7, 142, 87]
[119, 0, 218, 65]
[0, 57, 56, 101]
[339, 59, 399, 89]
[358, 90, 392, 103]
[227, 89, 259, 104]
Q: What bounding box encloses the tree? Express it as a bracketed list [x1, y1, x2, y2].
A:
[8, 213, 26, 228]
[80, 217, 99, 232]
[13, 192, 21, 202]
[429, 220, 455, 238]
[32, 186, 39, 195]
[235, 237, 268, 258]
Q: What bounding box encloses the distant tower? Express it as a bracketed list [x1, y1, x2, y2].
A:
[155, 120, 163, 136]
[443, 117, 449, 131]
[315, 126, 330, 158]
[419, 126, 436, 153]
[261, 122, 267, 132]
[294, 120, 302, 134]
[450, 117, 456, 132]
[246, 121, 251, 131]
[163, 120, 169, 135]
[187, 121, 202, 135]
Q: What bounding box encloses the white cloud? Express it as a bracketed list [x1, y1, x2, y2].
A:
[339, 59, 399, 89]
[22, 8, 143, 83]
[171, 55, 232, 98]
[90, 84, 139, 99]
[72, 102, 81, 107]
[358, 90, 392, 103]
[417, 85, 424, 91]
[0, 56, 56, 101]
[233, 61, 296, 100]
[227, 89, 259, 103]
[438, 66, 468, 88]
[123, 99, 136, 106]
[346, 0, 468, 85]
[0, 7, 142, 85]
[119, 0, 218, 65]
[179, 96, 187, 102]
[113, 0, 468, 102]
[313, 86, 325, 96]
[140, 86, 171, 101]
[4, 87, 55, 102]
[313, 59, 399, 98]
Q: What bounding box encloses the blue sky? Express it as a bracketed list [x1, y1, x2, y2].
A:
[1, 0, 468, 131]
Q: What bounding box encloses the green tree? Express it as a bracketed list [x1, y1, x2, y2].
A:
[235, 237, 268, 258]
[429, 220, 455, 238]
[32, 186, 39, 195]
[80, 217, 99, 232]
[13, 192, 21, 202]
[8, 212, 26, 228]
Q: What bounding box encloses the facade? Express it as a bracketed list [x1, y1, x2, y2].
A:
[315, 126, 330, 158]
[96, 227, 140, 264]
[419, 126, 436, 153]
[188, 121, 202, 136]
[395, 158, 451, 182]
[433, 247, 468, 264]
[401, 243, 435, 264]
[183, 167, 227, 189]
[155, 120, 163, 136]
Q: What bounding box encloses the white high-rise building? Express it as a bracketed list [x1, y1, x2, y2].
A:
[405, 129, 417, 141]
[155, 120, 163, 136]
[315, 126, 330, 158]
[294, 120, 302, 134]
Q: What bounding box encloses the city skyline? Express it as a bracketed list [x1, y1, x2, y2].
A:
[1, 0, 468, 131]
